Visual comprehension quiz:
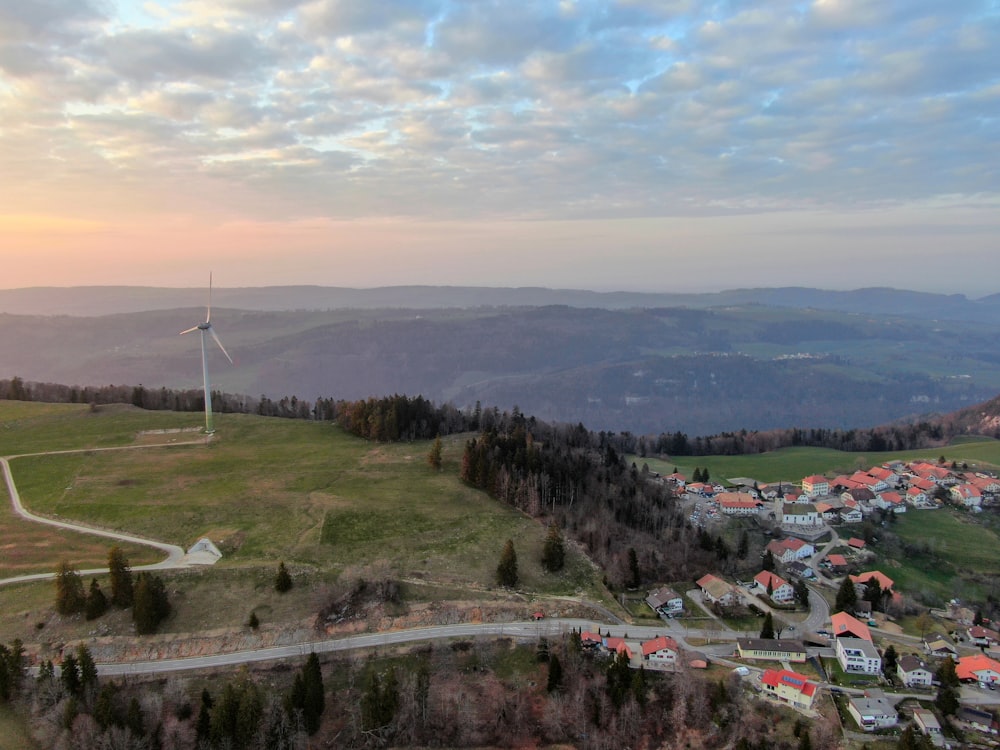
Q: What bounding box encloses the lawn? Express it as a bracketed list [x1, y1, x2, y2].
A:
[631, 439, 1000, 485]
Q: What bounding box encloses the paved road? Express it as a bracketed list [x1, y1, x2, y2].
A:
[0, 442, 208, 586]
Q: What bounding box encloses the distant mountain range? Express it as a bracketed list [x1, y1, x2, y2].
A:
[1, 285, 999, 435]
[2, 284, 1000, 322]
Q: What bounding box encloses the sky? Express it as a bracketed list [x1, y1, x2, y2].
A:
[1, 0, 998, 295]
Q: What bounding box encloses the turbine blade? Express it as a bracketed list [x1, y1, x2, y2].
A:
[210, 327, 234, 364]
[179, 325, 199, 335]
[206, 272, 213, 323]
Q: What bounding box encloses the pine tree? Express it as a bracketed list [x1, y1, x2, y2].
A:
[302, 652, 324, 735]
[541, 523, 565, 572]
[834, 574, 857, 613]
[882, 644, 898, 678]
[108, 547, 134, 608]
[85, 578, 108, 621]
[126, 696, 144, 738]
[61, 653, 80, 697]
[76, 644, 98, 701]
[627, 547, 641, 588]
[737, 530, 749, 559]
[247, 611, 260, 630]
[935, 658, 960, 716]
[547, 653, 563, 693]
[496, 539, 518, 588]
[275, 561, 293, 593]
[133, 572, 171, 635]
[762, 549, 775, 572]
[55, 560, 85, 615]
[427, 435, 443, 470]
[196, 688, 213, 741]
[760, 612, 775, 639]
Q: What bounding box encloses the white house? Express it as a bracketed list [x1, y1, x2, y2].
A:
[801, 475, 829, 498]
[912, 708, 943, 743]
[646, 586, 684, 616]
[897, 655, 934, 688]
[781, 503, 822, 527]
[717, 492, 762, 516]
[848, 690, 897, 732]
[836, 637, 882, 675]
[950, 483, 983, 508]
[754, 571, 795, 603]
[641, 636, 679, 666]
[697, 574, 739, 607]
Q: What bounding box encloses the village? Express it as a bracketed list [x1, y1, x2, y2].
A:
[576, 459, 1000, 745]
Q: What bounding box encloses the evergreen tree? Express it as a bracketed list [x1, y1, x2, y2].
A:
[541, 523, 565, 572]
[55, 560, 85, 616]
[798, 730, 812, 750]
[834, 575, 857, 613]
[133, 572, 171, 635]
[627, 547, 641, 588]
[427, 435, 443, 470]
[762, 549, 775, 572]
[973, 609, 983, 626]
[126, 696, 144, 738]
[196, 688, 213, 741]
[94, 683, 118, 730]
[794, 580, 810, 607]
[76, 644, 98, 701]
[247, 611, 260, 630]
[61, 653, 80, 697]
[547, 653, 563, 693]
[605, 650, 632, 708]
[85, 578, 108, 620]
[863, 577, 883, 611]
[275, 561, 293, 593]
[108, 547, 134, 608]
[882, 644, 898, 679]
[760, 612, 775, 639]
[935, 658, 960, 716]
[496, 539, 519, 588]
[302, 652, 325, 735]
[737, 530, 749, 559]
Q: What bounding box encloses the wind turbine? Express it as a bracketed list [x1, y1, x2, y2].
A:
[180, 274, 233, 434]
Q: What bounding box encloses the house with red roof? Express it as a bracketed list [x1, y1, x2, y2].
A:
[968, 626, 1000, 647]
[850, 570, 894, 593]
[641, 636, 679, 666]
[717, 491, 762, 516]
[760, 668, 817, 709]
[847, 537, 867, 549]
[876, 491, 906, 513]
[825, 553, 848, 572]
[831, 611, 873, 642]
[753, 571, 794, 602]
[801, 475, 829, 497]
[765, 537, 815, 564]
[851, 471, 888, 493]
[956, 654, 1000, 685]
[950, 483, 983, 509]
[905, 486, 931, 507]
[868, 466, 899, 486]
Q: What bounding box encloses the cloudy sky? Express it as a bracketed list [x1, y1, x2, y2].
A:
[1, 0, 998, 294]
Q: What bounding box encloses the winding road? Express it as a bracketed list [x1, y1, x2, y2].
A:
[0, 440, 210, 587]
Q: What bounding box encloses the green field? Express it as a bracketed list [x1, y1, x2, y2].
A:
[632, 440, 1000, 485]
[0, 401, 599, 593]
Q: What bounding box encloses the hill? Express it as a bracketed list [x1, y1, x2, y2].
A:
[3, 297, 1000, 435]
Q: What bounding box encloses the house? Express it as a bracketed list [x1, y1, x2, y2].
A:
[814, 502, 838, 521]
[839, 506, 864, 524]
[753, 571, 795, 602]
[967, 625, 1000, 647]
[955, 653, 1000, 684]
[911, 708, 943, 744]
[645, 586, 684, 616]
[923, 633, 958, 659]
[760, 668, 817, 709]
[786, 561, 814, 580]
[847, 537, 867, 550]
[802, 475, 829, 497]
[847, 689, 897, 732]
[825, 553, 848, 573]
[850, 570, 894, 594]
[602, 637, 634, 659]
[781, 503, 822, 527]
[897, 655, 934, 687]
[736, 638, 807, 663]
[836, 637, 882, 674]
[696, 574, 739, 607]
[868, 466, 899, 486]
[950, 483, 983, 508]
[641, 635, 679, 666]
[686, 482, 712, 496]
[581, 631, 604, 648]
[876, 491, 907, 513]
[905, 487, 930, 507]
[956, 705, 1000, 734]
[717, 491, 762, 516]
[765, 537, 814, 564]
[850, 471, 888, 493]
[853, 600, 872, 620]
[831, 611, 873, 642]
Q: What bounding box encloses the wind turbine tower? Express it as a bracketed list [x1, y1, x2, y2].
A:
[180, 275, 233, 434]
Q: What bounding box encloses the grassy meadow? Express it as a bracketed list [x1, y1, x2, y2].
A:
[0, 401, 602, 642]
[632, 439, 1000, 485]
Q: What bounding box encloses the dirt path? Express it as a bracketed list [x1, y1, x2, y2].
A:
[0, 438, 212, 586]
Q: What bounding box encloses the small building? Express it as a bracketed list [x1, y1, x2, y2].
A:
[897, 655, 934, 687]
[645, 586, 684, 616]
[911, 708, 943, 744]
[753, 571, 795, 602]
[825, 553, 848, 572]
[831, 611, 873, 642]
[836, 637, 882, 675]
[736, 638, 807, 663]
[760, 668, 817, 710]
[847, 689, 897, 732]
[956, 705, 1000, 734]
[641, 635, 679, 666]
[850, 570, 895, 594]
[968, 625, 1000, 647]
[786, 561, 814, 580]
[923, 633, 958, 659]
[696, 574, 739, 607]
[847, 537, 867, 550]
